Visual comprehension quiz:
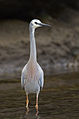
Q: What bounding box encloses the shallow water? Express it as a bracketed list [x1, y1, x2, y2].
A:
[0, 72, 79, 119]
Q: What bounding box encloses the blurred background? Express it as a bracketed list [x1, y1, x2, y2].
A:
[0, 1, 79, 119]
[0, 0, 79, 79]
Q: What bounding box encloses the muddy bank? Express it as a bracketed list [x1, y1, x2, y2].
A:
[0, 9, 79, 79]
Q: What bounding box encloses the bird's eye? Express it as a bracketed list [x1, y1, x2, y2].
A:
[35, 22, 38, 25]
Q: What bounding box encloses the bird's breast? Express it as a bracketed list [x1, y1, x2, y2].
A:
[27, 62, 39, 80]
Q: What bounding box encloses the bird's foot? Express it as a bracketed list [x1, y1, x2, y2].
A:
[26, 105, 29, 114]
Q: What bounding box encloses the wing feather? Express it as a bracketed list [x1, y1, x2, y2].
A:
[21, 64, 27, 89]
[21, 71, 25, 89]
[38, 70, 44, 89]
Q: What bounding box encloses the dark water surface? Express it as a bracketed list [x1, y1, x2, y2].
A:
[0, 72, 79, 119]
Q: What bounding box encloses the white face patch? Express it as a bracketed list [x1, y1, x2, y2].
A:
[31, 19, 42, 29]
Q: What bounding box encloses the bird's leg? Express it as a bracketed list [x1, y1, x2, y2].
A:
[35, 93, 39, 115]
[26, 95, 29, 112]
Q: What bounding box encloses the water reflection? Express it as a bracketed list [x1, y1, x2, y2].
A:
[0, 72, 79, 119]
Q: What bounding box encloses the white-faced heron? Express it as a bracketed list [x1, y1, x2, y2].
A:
[21, 19, 50, 113]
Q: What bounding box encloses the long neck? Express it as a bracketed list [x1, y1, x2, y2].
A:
[29, 26, 37, 62]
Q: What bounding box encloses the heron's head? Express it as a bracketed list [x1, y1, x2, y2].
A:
[30, 19, 51, 29]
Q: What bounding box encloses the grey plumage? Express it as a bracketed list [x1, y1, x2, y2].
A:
[21, 19, 50, 111]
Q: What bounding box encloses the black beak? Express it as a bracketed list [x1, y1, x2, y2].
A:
[38, 23, 51, 27]
[41, 23, 51, 27]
